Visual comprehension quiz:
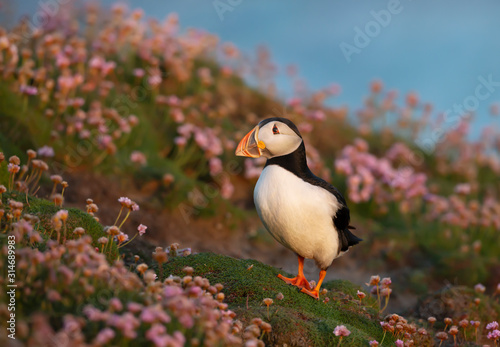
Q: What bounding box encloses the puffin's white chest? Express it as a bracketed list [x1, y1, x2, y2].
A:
[254, 165, 342, 269]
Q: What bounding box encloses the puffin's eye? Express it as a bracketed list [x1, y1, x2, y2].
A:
[272, 124, 280, 135]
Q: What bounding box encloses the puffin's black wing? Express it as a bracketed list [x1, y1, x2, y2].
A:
[302, 172, 362, 252]
[335, 205, 362, 252]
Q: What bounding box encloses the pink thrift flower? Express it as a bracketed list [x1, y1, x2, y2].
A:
[333, 325, 351, 337]
[133, 68, 145, 78]
[163, 285, 183, 298]
[130, 151, 147, 166]
[117, 232, 129, 242]
[151, 335, 169, 346]
[118, 197, 132, 207]
[0, 36, 10, 49]
[7, 163, 20, 174]
[80, 129, 91, 139]
[209, 157, 223, 176]
[146, 323, 166, 341]
[306, 110, 326, 121]
[487, 321, 499, 330]
[140, 308, 156, 323]
[38, 146, 55, 157]
[138, 224, 147, 236]
[221, 66, 232, 76]
[178, 314, 194, 329]
[221, 177, 234, 199]
[167, 95, 180, 106]
[454, 183, 472, 195]
[128, 115, 139, 127]
[197, 67, 212, 85]
[109, 298, 123, 312]
[380, 277, 392, 288]
[114, 313, 139, 338]
[172, 331, 186, 346]
[174, 136, 187, 147]
[119, 119, 131, 133]
[488, 329, 500, 341]
[474, 283, 486, 293]
[94, 327, 115, 345]
[19, 85, 38, 95]
[58, 75, 75, 92]
[335, 158, 353, 176]
[177, 123, 194, 137]
[148, 74, 162, 87]
[56, 54, 70, 68]
[170, 108, 184, 123]
[47, 290, 61, 302]
[194, 129, 209, 148]
[83, 305, 102, 321]
[287, 97, 302, 107]
[101, 61, 116, 76]
[298, 122, 314, 134]
[156, 310, 171, 324]
[55, 210, 69, 221]
[89, 56, 105, 69]
[188, 286, 202, 297]
[244, 158, 264, 179]
[127, 302, 143, 313]
[380, 287, 392, 297]
[122, 328, 137, 340]
[353, 138, 369, 152]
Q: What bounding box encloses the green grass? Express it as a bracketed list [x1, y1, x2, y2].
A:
[1, 192, 119, 261]
[163, 252, 394, 346]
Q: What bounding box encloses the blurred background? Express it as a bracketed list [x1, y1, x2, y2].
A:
[1, 0, 499, 314]
[4, 0, 500, 138]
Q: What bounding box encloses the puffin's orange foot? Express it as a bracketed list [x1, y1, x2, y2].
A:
[277, 274, 311, 290]
[300, 287, 320, 300]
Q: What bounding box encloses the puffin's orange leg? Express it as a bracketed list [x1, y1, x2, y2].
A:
[277, 256, 311, 290]
[301, 269, 327, 300]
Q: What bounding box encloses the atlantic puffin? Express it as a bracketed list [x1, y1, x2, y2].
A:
[235, 117, 361, 299]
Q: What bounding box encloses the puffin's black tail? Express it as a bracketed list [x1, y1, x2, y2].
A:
[339, 227, 362, 252]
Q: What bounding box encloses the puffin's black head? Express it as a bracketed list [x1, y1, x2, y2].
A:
[235, 117, 303, 159]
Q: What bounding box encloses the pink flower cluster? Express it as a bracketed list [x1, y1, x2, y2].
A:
[0, 218, 263, 346]
[176, 123, 223, 158]
[378, 313, 423, 346]
[425, 193, 500, 230]
[487, 321, 500, 343]
[2, 3, 245, 200]
[335, 139, 428, 209]
[335, 136, 500, 233]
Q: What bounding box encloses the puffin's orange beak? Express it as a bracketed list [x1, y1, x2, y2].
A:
[235, 125, 265, 158]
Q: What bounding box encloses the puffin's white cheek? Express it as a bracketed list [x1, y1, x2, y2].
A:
[266, 135, 302, 157]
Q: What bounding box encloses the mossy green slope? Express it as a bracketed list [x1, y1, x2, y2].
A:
[2, 192, 119, 260]
[163, 252, 394, 346]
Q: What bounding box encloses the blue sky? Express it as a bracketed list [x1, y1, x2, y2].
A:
[7, 0, 500, 140]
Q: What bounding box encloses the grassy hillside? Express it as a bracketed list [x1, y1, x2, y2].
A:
[163, 253, 389, 346]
